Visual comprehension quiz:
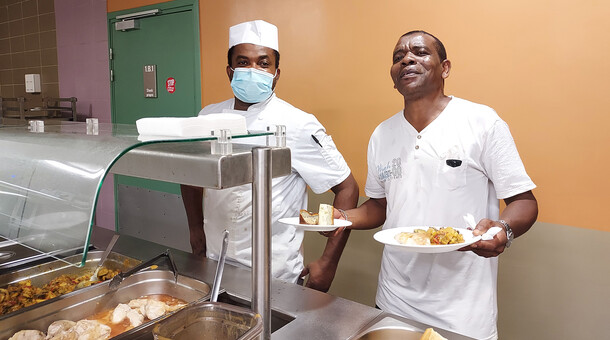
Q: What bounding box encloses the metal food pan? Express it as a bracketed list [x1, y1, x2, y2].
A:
[0, 251, 140, 288]
[0, 270, 212, 339]
[0, 251, 141, 319]
[152, 302, 262, 340]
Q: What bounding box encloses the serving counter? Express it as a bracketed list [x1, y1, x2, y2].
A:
[0, 121, 474, 339]
[90, 226, 474, 340]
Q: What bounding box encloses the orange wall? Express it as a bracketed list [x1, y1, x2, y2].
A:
[199, 0, 609, 232]
[109, 0, 609, 232]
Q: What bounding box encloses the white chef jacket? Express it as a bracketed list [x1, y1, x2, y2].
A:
[198, 94, 351, 283]
[365, 97, 536, 340]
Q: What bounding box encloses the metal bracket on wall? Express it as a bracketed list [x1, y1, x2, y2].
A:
[114, 9, 159, 32]
[115, 19, 139, 31]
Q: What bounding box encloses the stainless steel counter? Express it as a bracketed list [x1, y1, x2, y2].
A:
[92, 227, 474, 340]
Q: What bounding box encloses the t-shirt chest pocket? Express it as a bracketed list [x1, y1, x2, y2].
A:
[437, 157, 467, 190]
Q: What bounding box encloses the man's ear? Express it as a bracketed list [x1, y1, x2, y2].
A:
[441, 59, 451, 79]
[272, 68, 281, 89]
[226, 65, 233, 81]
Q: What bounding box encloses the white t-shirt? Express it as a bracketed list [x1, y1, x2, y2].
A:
[198, 94, 351, 283]
[365, 96, 536, 340]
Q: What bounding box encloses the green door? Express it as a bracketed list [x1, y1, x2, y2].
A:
[109, 2, 200, 123]
[108, 1, 200, 234]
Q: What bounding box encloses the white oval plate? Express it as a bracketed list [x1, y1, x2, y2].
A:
[373, 227, 481, 253]
[278, 217, 352, 232]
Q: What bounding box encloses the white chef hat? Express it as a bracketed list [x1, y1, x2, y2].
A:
[229, 20, 279, 52]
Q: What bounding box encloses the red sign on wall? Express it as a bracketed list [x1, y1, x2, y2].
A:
[166, 77, 176, 93]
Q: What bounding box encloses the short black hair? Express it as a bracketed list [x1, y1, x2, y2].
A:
[227, 46, 280, 68]
[401, 30, 447, 61]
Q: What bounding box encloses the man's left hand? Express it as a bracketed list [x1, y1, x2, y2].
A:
[459, 218, 508, 257]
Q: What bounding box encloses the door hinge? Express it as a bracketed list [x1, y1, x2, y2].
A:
[109, 48, 113, 60]
[110, 69, 114, 82]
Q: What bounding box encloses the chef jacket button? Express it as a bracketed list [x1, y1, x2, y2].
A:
[415, 145, 419, 150]
[417, 135, 421, 139]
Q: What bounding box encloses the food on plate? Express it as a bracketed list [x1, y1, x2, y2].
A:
[299, 209, 319, 225]
[299, 204, 334, 225]
[395, 232, 431, 245]
[0, 267, 121, 315]
[9, 295, 187, 340]
[420, 327, 447, 340]
[394, 227, 464, 246]
[318, 204, 334, 225]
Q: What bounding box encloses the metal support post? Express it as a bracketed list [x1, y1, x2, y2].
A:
[251, 147, 272, 340]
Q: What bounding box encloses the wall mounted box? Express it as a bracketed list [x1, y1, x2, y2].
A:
[25, 74, 41, 93]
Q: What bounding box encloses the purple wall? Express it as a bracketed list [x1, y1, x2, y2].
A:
[55, 0, 111, 122]
[55, 0, 114, 230]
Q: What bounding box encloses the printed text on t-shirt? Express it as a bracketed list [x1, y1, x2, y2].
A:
[377, 158, 402, 182]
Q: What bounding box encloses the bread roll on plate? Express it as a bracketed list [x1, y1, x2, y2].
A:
[299, 210, 319, 225]
[318, 204, 334, 225]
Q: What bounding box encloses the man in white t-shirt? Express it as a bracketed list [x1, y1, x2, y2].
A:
[180, 20, 359, 292]
[341, 31, 538, 339]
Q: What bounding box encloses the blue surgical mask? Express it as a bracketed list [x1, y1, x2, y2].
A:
[230, 67, 276, 104]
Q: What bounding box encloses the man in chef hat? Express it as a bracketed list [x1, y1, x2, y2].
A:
[181, 20, 359, 292]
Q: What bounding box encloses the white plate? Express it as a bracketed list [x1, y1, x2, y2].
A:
[373, 227, 481, 253]
[278, 217, 352, 232]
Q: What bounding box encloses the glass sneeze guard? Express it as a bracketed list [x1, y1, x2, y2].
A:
[0, 122, 273, 269]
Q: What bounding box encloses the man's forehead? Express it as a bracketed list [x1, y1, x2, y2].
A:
[394, 33, 432, 51]
[232, 43, 275, 58]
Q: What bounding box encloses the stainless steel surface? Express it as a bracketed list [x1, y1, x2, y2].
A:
[91, 234, 120, 281]
[152, 302, 263, 340]
[215, 292, 294, 334]
[111, 140, 288, 339]
[110, 143, 291, 189]
[83, 228, 475, 340]
[117, 185, 191, 253]
[251, 147, 272, 340]
[109, 236, 381, 340]
[210, 230, 229, 303]
[0, 270, 211, 339]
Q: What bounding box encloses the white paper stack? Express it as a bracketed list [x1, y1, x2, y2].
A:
[136, 113, 247, 140]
